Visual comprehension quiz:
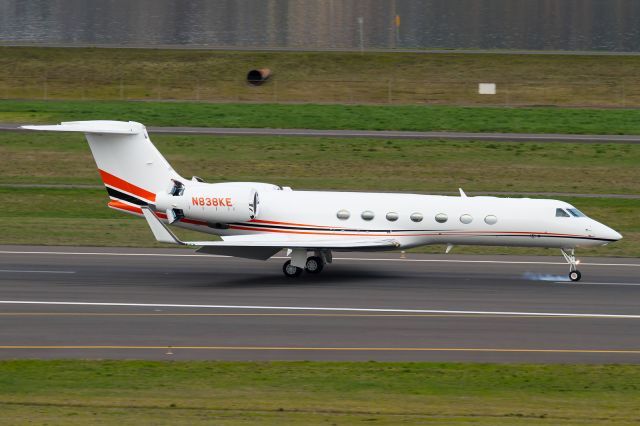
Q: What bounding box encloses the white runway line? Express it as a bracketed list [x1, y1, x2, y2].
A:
[1, 250, 639, 267]
[0, 300, 639, 319]
[555, 281, 640, 286]
[0, 250, 209, 258]
[0, 269, 75, 274]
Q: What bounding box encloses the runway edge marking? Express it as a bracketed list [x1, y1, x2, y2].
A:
[1, 300, 639, 319]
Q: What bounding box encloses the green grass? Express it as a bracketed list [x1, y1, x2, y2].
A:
[2, 46, 640, 106]
[5, 100, 640, 134]
[1, 361, 639, 425]
[1, 132, 639, 194]
[0, 187, 209, 247]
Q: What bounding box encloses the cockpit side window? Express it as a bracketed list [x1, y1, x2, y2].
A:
[567, 208, 586, 218]
[556, 208, 570, 218]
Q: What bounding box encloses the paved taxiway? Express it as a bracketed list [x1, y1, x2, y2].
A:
[3, 124, 640, 144]
[1, 245, 639, 363]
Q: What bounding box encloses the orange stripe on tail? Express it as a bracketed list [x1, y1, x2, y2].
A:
[99, 169, 156, 202]
[108, 200, 143, 214]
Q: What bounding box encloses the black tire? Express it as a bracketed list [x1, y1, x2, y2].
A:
[569, 270, 582, 282]
[305, 256, 324, 274]
[283, 260, 303, 278]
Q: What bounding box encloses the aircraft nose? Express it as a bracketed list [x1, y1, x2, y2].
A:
[609, 228, 623, 241]
[590, 221, 622, 243]
[601, 225, 622, 242]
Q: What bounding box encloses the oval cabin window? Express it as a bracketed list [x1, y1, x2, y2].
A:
[386, 212, 399, 221]
[460, 214, 473, 224]
[361, 210, 375, 221]
[410, 212, 423, 222]
[484, 215, 498, 225]
[435, 213, 448, 223]
[336, 209, 350, 220]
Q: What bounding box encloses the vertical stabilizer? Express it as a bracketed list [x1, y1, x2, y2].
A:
[22, 121, 183, 207]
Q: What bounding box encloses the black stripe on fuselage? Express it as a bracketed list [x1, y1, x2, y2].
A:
[106, 187, 148, 206]
[232, 222, 436, 233]
[234, 222, 617, 242]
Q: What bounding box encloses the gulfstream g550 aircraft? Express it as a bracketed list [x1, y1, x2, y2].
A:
[23, 121, 622, 280]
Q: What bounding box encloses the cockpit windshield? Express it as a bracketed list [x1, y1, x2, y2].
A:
[556, 207, 587, 218]
[567, 208, 586, 218]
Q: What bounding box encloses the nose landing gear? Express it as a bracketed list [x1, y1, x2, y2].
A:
[561, 248, 582, 282]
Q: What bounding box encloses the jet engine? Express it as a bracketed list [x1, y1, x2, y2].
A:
[155, 181, 260, 224]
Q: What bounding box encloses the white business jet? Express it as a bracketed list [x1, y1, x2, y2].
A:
[23, 121, 622, 281]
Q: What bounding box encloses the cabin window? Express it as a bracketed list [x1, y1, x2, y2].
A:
[460, 214, 473, 224]
[567, 208, 586, 218]
[435, 213, 448, 223]
[556, 208, 570, 218]
[410, 213, 423, 222]
[484, 215, 498, 225]
[337, 209, 350, 220]
[386, 212, 399, 222]
[361, 211, 375, 221]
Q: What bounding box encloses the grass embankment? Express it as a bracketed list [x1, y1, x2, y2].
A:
[1, 361, 639, 425]
[1, 132, 637, 255]
[1, 46, 640, 107]
[2, 132, 639, 193]
[5, 100, 640, 134]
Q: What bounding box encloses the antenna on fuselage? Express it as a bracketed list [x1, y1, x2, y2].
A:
[459, 188, 467, 197]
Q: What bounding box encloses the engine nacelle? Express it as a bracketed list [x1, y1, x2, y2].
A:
[155, 182, 259, 224]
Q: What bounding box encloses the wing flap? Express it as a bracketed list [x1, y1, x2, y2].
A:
[196, 246, 281, 260]
[215, 235, 400, 249]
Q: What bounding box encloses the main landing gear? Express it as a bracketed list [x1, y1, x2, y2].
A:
[282, 250, 330, 278]
[561, 248, 582, 282]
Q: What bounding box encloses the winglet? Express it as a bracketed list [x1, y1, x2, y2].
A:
[141, 206, 184, 245]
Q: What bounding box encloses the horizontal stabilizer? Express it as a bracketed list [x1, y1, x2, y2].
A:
[22, 120, 143, 135]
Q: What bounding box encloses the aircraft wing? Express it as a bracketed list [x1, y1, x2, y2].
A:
[141, 207, 399, 260]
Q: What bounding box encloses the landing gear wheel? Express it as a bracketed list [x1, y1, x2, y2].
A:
[561, 248, 582, 282]
[305, 256, 324, 274]
[283, 260, 303, 278]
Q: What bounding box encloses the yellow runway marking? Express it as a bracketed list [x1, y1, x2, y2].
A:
[0, 346, 639, 354]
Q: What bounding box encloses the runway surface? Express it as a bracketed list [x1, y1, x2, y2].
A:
[3, 124, 640, 144]
[1, 245, 639, 363]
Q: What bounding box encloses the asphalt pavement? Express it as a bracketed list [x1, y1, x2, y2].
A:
[1, 245, 639, 363]
[3, 123, 640, 144]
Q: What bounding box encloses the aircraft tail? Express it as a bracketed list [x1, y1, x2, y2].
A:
[22, 121, 182, 209]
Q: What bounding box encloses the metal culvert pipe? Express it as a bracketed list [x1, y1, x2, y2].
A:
[247, 68, 271, 86]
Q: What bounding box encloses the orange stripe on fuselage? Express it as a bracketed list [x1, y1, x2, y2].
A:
[99, 169, 156, 202]
[107, 200, 208, 226]
[229, 224, 586, 239]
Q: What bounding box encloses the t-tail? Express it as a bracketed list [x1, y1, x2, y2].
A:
[22, 120, 183, 214]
